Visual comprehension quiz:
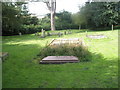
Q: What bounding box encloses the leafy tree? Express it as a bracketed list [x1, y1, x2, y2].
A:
[74, 2, 120, 29]
[40, 10, 77, 30]
[2, 2, 40, 35]
[30, 16, 39, 25]
[2, 2, 28, 35]
[55, 10, 76, 30]
[40, 15, 51, 30]
[72, 9, 87, 29]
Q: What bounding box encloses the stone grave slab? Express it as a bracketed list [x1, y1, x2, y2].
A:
[40, 56, 79, 64]
[86, 34, 107, 39]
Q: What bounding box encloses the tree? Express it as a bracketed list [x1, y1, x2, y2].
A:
[2, 2, 22, 35]
[40, 10, 78, 30]
[55, 10, 74, 29]
[44, 0, 56, 31]
[72, 10, 87, 29]
[2, 2, 29, 35]
[40, 15, 50, 30]
[77, 2, 120, 29]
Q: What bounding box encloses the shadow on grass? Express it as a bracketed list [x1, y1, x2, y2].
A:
[2, 42, 118, 88]
[2, 31, 118, 88]
[36, 52, 118, 88]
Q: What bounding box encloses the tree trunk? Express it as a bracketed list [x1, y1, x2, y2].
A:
[51, 12, 55, 31]
[44, 0, 56, 31]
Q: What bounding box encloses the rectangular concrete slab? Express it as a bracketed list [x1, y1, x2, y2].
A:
[40, 56, 79, 64]
[42, 56, 78, 61]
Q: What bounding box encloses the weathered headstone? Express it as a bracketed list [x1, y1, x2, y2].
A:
[58, 32, 61, 37]
[41, 29, 45, 38]
[64, 31, 66, 35]
[19, 32, 22, 36]
[58, 32, 63, 37]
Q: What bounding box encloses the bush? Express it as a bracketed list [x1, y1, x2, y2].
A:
[38, 45, 92, 62]
[114, 25, 120, 29]
[41, 23, 50, 30]
[20, 24, 42, 34]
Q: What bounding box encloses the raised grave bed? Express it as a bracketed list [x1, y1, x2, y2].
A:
[48, 38, 86, 46]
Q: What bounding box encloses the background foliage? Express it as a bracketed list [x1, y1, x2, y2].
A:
[2, 2, 120, 36]
[72, 2, 120, 29]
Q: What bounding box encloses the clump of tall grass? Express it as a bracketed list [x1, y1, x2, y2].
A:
[38, 44, 92, 62]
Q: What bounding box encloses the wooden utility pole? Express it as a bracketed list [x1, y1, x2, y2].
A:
[44, 0, 56, 31]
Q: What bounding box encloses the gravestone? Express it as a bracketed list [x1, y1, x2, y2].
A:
[64, 31, 66, 35]
[58, 32, 63, 37]
[19, 32, 22, 36]
[41, 29, 46, 38]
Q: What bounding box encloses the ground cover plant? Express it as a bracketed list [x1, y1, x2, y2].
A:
[2, 29, 118, 88]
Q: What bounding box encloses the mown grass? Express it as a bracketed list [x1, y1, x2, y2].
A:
[2, 29, 118, 88]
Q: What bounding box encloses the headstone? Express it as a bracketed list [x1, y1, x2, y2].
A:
[58, 32, 63, 37]
[19, 32, 22, 36]
[64, 31, 66, 35]
[58, 32, 61, 37]
[41, 29, 45, 38]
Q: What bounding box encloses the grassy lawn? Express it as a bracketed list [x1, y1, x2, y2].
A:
[2, 29, 118, 88]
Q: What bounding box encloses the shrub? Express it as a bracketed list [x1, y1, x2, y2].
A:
[20, 24, 42, 34]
